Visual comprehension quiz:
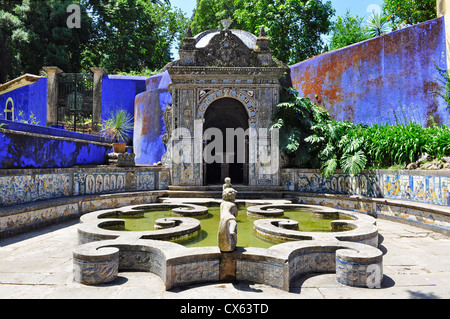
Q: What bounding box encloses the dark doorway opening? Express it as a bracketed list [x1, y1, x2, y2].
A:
[203, 98, 249, 185]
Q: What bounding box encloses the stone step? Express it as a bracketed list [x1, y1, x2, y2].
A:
[168, 185, 285, 192]
[166, 190, 284, 199]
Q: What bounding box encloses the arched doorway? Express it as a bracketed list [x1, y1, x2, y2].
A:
[203, 98, 249, 185]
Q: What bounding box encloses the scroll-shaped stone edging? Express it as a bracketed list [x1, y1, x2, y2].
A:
[73, 244, 119, 285]
[77, 204, 204, 245]
[336, 248, 383, 288]
[73, 239, 383, 289]
[246, 204, 345, 218]
[253, 205, 379, 247]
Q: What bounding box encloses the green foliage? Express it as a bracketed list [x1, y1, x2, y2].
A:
[330, 10, 370, 51]
[366, 11, 391, 37]
[101, 110, 134, 143]
[0, 0, 185, 83]
[192, 0, 335, 65]
[435, 63, 450, 112]
[191, 0, 236, 35]
[273, 89, 450, 177]
[234, 0, 335, 64]
[271, 87, 331, 168]
[382, 0, 436, 29]
[0, 0, 93, 83]
[82, 0, 188, 73]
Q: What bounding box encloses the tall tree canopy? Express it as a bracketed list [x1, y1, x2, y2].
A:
[382, 0, 436, 29]
[191, 0, 335, 65]
[0, 0, 92, 83]
[0, 0, 187, 83]
[329, 10, 370, 51]
[82, 0, 188, 73]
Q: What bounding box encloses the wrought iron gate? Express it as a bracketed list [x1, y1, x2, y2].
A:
[57, 73, 94, 134]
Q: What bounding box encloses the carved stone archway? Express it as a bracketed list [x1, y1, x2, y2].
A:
[164, 24, 289, 186]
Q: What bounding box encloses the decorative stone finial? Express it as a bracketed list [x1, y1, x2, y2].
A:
[259, 25, 267, 38]
[221, 17, 233, 30]
[182, 25, 196, 50]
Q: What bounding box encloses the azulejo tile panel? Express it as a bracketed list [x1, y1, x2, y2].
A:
[0, 174, 71, 207]
[0, 168, 170, 208]
[137, 171, 155, 191]
[74, 172, 126, 196]
[282, 170, 381, 197]
[282, 169, 450, 207]
[382, 173, 450, 206]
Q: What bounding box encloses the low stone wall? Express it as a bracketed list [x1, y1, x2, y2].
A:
[294, 193, 450, 236]
[282, 168, 450, 208]
[0, 166, 170, 208]
[0, 120, 112, 169]
[73, 238, 383, 291]
[282, 169, 450, 235]
[0, 166, 170, 238]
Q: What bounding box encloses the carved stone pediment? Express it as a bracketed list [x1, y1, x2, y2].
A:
[197, 31, 255, 68]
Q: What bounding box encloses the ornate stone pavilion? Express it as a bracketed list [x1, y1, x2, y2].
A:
[163, 21, 289, 187]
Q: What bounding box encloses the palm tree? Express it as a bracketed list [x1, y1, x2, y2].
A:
[366, 11, 391, 37]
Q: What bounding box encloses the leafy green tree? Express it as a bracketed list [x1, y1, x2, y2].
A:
[382, 0, 436, 29]
[82, 0, 188, 73]
[330, 11, 370, 51]
[0, 0, 92, 83]
[190, 0, 235, 35]
[191, 0, 335, 65]
[234, 0, 335, 64]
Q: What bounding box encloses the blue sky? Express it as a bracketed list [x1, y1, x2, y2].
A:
[169, 0, 384, 58]
[170, 0, 384, 20]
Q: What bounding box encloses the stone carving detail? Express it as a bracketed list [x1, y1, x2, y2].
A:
[218, 180, 239, 252]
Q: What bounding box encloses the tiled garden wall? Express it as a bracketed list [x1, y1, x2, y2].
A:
[0, 166, 170, 208]
[0, 166, 170, 238]
[290, 17, 450, 126]
[282, 169, 450, 235]
[282, 169, 450, 207]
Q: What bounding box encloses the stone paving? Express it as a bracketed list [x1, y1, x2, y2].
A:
[0, 215, 449, 299]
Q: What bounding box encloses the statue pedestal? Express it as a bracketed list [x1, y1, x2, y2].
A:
[219, 253, 237, 282]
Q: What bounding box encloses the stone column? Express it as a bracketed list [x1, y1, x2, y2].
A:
[438, 0, 450, 68]
[90, 67, 108, 136]
[42, 66, 63, 127]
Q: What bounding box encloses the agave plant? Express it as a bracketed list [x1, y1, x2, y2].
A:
[366, 12, 391, 37]
[102, 110, 134, 144]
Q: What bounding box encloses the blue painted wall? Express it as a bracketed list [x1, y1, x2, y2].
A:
[100, 75, 148, 144]
[134, 72, 171, 165]
[0, 78, 47, 126]
[290, 17, 449, 127]
[0, 120, 111, 168]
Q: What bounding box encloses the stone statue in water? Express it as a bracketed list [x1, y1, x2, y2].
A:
[218, 179, 238, 252]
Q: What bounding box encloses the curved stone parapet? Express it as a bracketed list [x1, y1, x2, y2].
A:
[73, 238, 384, 290]
[247, 205, 285, 217]
[336, 248, 383, 288]
[253, 206, 379, 247]
[77, 204, 203, 245]
[272, 240, 383, 289]
[73, 243, 119, 285]
[172, 205, 209, 217]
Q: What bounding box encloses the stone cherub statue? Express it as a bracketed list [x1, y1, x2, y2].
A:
[218, 179, 238, 252]
[223, 177, 232, 191]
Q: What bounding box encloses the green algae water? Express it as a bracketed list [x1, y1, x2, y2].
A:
[103, 206, 351, 249]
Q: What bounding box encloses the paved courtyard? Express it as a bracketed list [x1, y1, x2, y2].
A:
[0, 213, 449, 299]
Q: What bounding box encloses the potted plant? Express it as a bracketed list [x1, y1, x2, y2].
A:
[102, 110, 134, 154]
